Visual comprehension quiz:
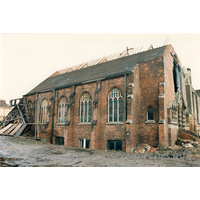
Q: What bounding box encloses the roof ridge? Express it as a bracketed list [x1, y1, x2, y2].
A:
[25, 44, 169, 96]
[49, 45, 169, 78]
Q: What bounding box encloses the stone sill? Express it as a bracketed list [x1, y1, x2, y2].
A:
[78, 122, 92, 125]
[39, 123, 49, 125]
[145, 120, 155, 124]
[56, 123, 68, 126]
[106, 122, 124, 125]
[168, 122, 178, 125]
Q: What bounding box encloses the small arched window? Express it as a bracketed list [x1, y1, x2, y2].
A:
[58, 97, 67, 123]
[40, 99, 48, 123]
[147, 106, 154, 121]
[28, 101, 33, 109]
[108, 88, 123, 122]
[28, 101, 34, 122]
[80, 93, 92, 123]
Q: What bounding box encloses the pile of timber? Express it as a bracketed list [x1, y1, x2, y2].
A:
[0, 98, 31, 137]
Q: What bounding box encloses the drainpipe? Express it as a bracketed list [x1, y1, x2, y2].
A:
[124, 74, 127, 152]
[35, 93, 38, 138]
[51, 89, 56, 144]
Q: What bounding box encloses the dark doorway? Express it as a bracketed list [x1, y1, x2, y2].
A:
[56, 137, 64, 145]
[107, 140, 122, 151]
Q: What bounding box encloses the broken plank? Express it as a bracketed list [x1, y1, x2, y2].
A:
[0, 124, 13, 134]
[14, 124, 28, 137]
[9, 123, 23, 135]
[3, 124, 17, 135]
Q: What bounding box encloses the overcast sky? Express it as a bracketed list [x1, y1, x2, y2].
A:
[1, 33, 200, 103]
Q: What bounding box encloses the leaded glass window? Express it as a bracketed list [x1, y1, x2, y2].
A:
[147, 106, 154, 121]
[40, 99, 48, 123]
[108, 88, 123, 122]
[80, 93, 92, 123]
[58, 97, 67, 123]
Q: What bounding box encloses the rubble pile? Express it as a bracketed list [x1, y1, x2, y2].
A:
[134, 145, 157, 154]
[176, 138, 200, 148]
[0, 157, 8, 167]
[0, 156, 18, 167]
[22, 130, 34, 137]
[133, 140, 200, 155]
[0, 157, 6, 162]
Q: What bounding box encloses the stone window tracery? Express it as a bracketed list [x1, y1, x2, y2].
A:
[147, 106, 154, 121]
[108, 88, 123, 122]
[40, 99, 48, 123]
[58, 97, 67, 123]
[80, 93, 92, 123]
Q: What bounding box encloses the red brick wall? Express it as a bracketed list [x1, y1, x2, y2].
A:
[163, 45, 188, 146]
[24, 45, 188, 151]
[136, 57, 164, 147]
[178, 131, 192, 140]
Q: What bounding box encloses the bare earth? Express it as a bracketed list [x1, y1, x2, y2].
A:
[1, 136, 200, 167]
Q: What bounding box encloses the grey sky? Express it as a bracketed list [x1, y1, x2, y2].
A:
[1, 33, 200, 103]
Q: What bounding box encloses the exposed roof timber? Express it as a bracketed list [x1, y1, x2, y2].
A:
[163, 38, 170, 46]
[49, 44, 162, 78]
[107, 53, 114, 61]
[137, 45, 144, 53]
[163, 38, 168, 46]
[97, 57, 107, 64]
[133, 46, 139, 54]
[26, 45, 169, 96]
[148, 44, 153, 50]
[75, 63, 86, 70]
[120, 50, 127, 58]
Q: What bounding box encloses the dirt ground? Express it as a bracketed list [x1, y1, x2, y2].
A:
[1, 136, 200, 167]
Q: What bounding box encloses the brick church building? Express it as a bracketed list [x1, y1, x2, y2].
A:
[23, 44, 192, 152]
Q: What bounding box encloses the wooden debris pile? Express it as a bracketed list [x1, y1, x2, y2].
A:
[176, 138, 200, 148]
[0, 98, 32, 137]
[0, 157, 18, 167]
[134, 145, 158, 154]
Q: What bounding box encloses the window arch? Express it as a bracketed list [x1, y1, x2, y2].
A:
[108, 88, 123, 122]
[28, 101, 34, 122]
[80, 93, 92, 123]
[40, 99, 48, 123]
[147, 106, 154, 121]
[58, 96, 67, 123]
[28, 101, 33, 109]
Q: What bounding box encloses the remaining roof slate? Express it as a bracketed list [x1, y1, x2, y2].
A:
[25, 45, 169, 96]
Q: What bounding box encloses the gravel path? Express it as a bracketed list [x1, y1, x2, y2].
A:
[0, 136, 200, 167]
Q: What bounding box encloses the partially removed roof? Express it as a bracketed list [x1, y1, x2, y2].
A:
[25, 45, 169, 96]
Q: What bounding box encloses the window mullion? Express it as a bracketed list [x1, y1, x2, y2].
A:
[87, 101, 89, 122]
[83, 101, 85, 123]
[62, 104, 64, 122]
[42, 107, 43, 123]
[84, 139, 86, 148]
[117, 98, 119, 122]
[44, 107, 45, 123]
[112, 98, 114, 122]
[60, 105, 62, 123]
[108, 98, 109, 122]
[80, 102, 81, 122]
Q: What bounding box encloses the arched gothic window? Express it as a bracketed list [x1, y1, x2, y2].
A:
[80, 93, 92, 123]
[40, 99, 48, 123]
[147, 106, 154, 121]
[108, 88, 123, 122]
[58, 97, 67, 123]
[28, 101, 34, 122]
[28, 101, 33, 109]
